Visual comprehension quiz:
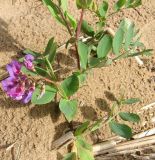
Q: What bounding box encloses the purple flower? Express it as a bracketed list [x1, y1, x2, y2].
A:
[21, 86, 35, 104]
[24, 54, 35, 70]
[2, 77, 25, 101]
[6, 60, 22, 77]
[1, 60, 35, 104]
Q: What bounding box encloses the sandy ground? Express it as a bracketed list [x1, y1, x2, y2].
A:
[0, 0, 155, 160]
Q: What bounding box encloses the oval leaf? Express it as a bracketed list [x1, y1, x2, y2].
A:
[119, 112, 140, 123]
[61, 74, 79, 97]
[60, 0, 68, 12]
[43, 0, 65, 25]
[31, 85, 57, 105]
[76, 0, 93, 9]
[73, 72, 87, 85]
[124, 22, 134, 50]
[59, 99, 77, 122]
[76, 136, 94, 160]
[81, 20, 94, 37]
[97, 34, 112, 58]
[114, 0, 126, 11]
[44, 37, 57, 64]
[98, 1, 108, 17]
[109, 120, 132, 139]
[122, 98, 140, 104]
[113, 28, 124, 55]
[126, 0, 142, 8]
[78, 41, 89, 69]
[65, 12, 77, 30]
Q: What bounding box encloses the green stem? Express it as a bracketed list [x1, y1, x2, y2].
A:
[56, 5, 73, 36]
[45, 57, 57, 80]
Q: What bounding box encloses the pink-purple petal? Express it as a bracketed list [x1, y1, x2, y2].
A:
[7, 83, 25, 100]
[25, 54, 35, 61]
[24, 54, 35, 70]
[22, 90, 33, 103]
[6, 61, 22, 77]
[1, 77, 16, 91]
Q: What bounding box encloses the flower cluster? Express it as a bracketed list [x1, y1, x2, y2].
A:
[2, 55, 35, 103]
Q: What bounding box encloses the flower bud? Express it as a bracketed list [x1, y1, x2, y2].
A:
[24, 54, 35, 71]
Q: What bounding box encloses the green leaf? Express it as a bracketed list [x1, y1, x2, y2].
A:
[119, 112, 140, 123]
[114, 19, 143, 52]
[35, 66, 49, 77]
[113, 28, 124, 55]
[75, 121, 90, 136]
[60, 0, 68, 12]
[114, 0, 126, 11]
[76, 0, 93, 9]
[90, 119, 102, 132]
[131, 41, 144, 49]
[98, 1, 108, 17]
[89, 1, 98, 12]
[81, 20, 94, 37]
[78, 73, 87, 85]
[61, 74, 79, 97]
[97, 21, 106, 29]
[109, 120, 132, 139]
[78, 41, 89, 69]
[88, 57, 108, 68]
[124, 21, 134, 50]
[131, 0, 142, 7]
[31, 85, 57, 105]
[23, 49, 41, 57]
[122, 98, 140, 104]
[76, 136, 92, 151]
[42, 0, 65, 25]
[97, 34, 112, 58]
[44, 37, 57, 64]
[65, 12, 77, 30]
[126, 0, 142, 8]
[76, 136, 94, 160]
[34, 58, 45, 65]
[88, 57, 101, 68]
[21, 66, 37, 76]
[63, 152, 76, 160]
[73, 72, 87, 85]
[59, 99, 77, 122]
[125, 0, 134, 7]
[44, 57, 56, 80]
